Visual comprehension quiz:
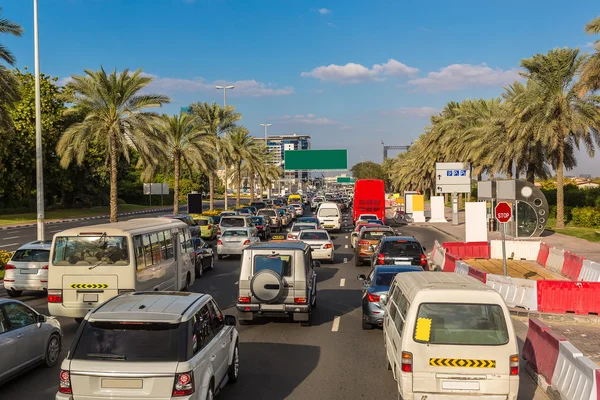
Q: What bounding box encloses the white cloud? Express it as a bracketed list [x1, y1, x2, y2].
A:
[270, 114, 337, 125]
[57, 76, 73, 86]
[318, 8, 331, 14]
[407, 63, 522, 92]
[584, 41, 598, 49]
[340, 125, 352, 130]
[301, 59, 419, 83]
[380, 107, 440, 117]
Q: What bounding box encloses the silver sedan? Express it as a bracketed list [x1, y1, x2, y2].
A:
[217, 227, 260, 258]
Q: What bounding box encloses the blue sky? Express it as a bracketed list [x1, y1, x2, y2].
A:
[3, 0, 600, 174]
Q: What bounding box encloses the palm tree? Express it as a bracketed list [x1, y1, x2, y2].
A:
[189, 102, 241, 210]
[215, 135, 234, 210]
[0, 7, 23, 131]
[150, 113, 213, 214]
[578, 16, 600, 95]
[227, 127, 254, 208]
[517, 48, 600, 228]
[245, 142, 269, 202]
[57, 68, 170, 222]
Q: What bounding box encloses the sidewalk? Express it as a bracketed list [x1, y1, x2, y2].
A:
[421, 207, 600, 263]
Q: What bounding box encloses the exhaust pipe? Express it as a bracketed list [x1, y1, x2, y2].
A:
[377, 320, 383, 327]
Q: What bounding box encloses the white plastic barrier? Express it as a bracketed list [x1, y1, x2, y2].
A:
[545, 247, 565, 274]
[578, 260, 600, 282]
[490, 240, 541, 261]
[551, 341, 599, 400]
[485, 274, 538, 311]
[431, 240, 446, 271]
[454, 261, 469, 275]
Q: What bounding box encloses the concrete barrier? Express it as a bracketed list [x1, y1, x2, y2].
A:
[578, 260, 600, 282]
[454, 261, 469, 275]
[551, 341, 599, 400]
[545, 247, 566, 274]
[485, 274, 538, 311]
[443, 252, 456, 273]
[490, 240, 541, 261]
[537, 242, 550, 267]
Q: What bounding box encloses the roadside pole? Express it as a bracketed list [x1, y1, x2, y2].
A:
[501, 222, 507, 276]
[452, 192, 458, 225]
[494, 202, 512, 277]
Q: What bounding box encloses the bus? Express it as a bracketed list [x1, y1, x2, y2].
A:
[353, 179, 385, 224]
[47, 218, 195, 321]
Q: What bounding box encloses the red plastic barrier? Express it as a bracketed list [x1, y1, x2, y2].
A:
[522, 318, 567, 385]
[467, 266, 487, 284]
[537, 280, 600, 315]
[562, 251, 585, 281]
[443, 253, 456, 272]
[442, 241, 490, 259]
[536, 243, 550, 267]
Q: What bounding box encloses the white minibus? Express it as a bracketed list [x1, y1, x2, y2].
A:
[382, 272, 519, 400]
[47, 218, 195, 322]
[316, 201, 341, 231]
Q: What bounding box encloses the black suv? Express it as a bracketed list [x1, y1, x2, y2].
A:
[370, 236, 428, 270]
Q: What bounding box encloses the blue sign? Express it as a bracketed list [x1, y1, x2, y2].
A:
[446, 170, 452, 176]
[460, 170, 467, 176]
[445, 169, 468, 177]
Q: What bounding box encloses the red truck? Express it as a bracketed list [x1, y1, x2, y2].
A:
[352, 179, 385, 224]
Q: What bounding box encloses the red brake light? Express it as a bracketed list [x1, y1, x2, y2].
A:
[358, 240, 369, 246]
[257, 225, 263, 229]
[367, 293, 380, 302]
[217, 240, 223, 245]
[239, 296, 251, 303]
[173, 371, 195, 396]
[510, 354, 519, 375]
[48, 289, 63, 303]
[294, 297, 307, 304]
[377, 253, 385, 265]
[323, 243, 333, 249]
[420, 254, 428, 267]
[243, 240, 251, 245]
[59, 370, 72, 394]
[5, 264, 15, 270]
[42, 265, 49, 270]
[207, 224, 211, 230]
[288, 234, 293, 238]
[401, 352, 413, 373]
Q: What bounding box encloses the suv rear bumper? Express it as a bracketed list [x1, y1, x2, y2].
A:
[237, 303, 310, 318]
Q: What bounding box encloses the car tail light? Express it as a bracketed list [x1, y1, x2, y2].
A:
[207, 224, 211, 230]
[275, 218, 279, 223]
[172, 371, 195, 396]
[257, 225, 263, 229]
[243, 240, 251, 245]
[5, 264, 15, 270]
[48, 289, 63, 303]
[510, 354, 519, 375]
[420, 254, 428, 268]
[338, 218, 341, 223]
[323, 243, 333, 249]
[367, 293, 380, 302]
[239, 296, 251, 303]
[217, 240, 223, 245]
[358, 240, 369, 246]
[288, 234, 293, 239]
[401, 352, 413, 373]
[294, 297, 307, 304]
[42, 265, 49, 270]
[377, 253, 385, 265]
[59, 370, 72, 394]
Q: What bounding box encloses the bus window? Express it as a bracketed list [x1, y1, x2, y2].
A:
[164, 230, 174, 259]
[134, 236, 145, 271]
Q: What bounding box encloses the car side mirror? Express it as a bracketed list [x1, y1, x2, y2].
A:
[224, 315, 237, 326]
[422, 246, 427, 251]
[380, 294, 388, 305]
[357, 274, 367, 280]
[312, 260, 321, 268]
[37, 314, 46, 323]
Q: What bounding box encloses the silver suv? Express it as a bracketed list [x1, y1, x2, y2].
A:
[237, 242, 320, 326]
[218, 215, 256, 237]
[57, 292, 239, 400]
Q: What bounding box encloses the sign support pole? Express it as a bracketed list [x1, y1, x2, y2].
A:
[452, 192, 458, 225]
[149, 183, 152, 207]
[502, 222, 507, 276]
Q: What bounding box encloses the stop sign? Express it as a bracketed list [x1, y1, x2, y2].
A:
[495, 202, 512, 223]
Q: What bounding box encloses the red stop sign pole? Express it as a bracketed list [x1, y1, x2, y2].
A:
[495, 202, 512, 276]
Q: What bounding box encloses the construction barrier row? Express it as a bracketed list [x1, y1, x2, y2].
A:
[490, 240, 541, 261]
[441, 241, 490, 259]
[523, 318, 600, 400]
[485, 274, 538, 311]
[578, 259, 600, 282]
[431, 240, 446, 271]
[537, 243, 550, 266]
[454, 260, 469, 275]
[545, 247, 566, 274]
[563, 251, 585, 281]
[443, 252, 456, 273]
[537, 280, 600, 315]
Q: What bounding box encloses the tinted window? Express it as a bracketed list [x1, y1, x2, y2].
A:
[362, 230, 390, 240]
[191, 306, 214, 354]
[207, 301, 224, 335]
[73, 321, 181, 361]
[0, 308, 7, 333]
[11, 249, 50, 262]
[222, 230, 248, 237]
[258, 210, 277, 217]
[3, 303, 36, 330]
[381, 241, 422, 257]
[299, 231, 329, 240]
[250, 217, 264, 225]
[292, 224, 315, 232]
[373, 272, 398, 287]
[196, 220, 209, 226]
[318, 208, 338, 217]
[221, 218, 245, 227]
[53, 236, 129, 266]
[254, 255, 292, 277]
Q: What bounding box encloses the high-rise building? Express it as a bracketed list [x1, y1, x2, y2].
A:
[254, 134, 311, 184]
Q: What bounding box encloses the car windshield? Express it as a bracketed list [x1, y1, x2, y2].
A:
[362, 230, 389, 240]
[73, 321, 181, 361]
[221, 218, 245, 227]
[300, 232, 329, 240]
[414, 303, 509, 346]
[222, 230, 248, 237]
[366, 220, 383, 225]
[381, 241, 422, 257]
[373, 272, 398, 287]
[11, 248, 50, 262]
[237, 209, 250, 213]
[221, 212, 236, 217]
[292, 224, 315, 232]
[254, 254, 292, 276]
[318, 208, 338, 217]
[53, 236, 129, 266]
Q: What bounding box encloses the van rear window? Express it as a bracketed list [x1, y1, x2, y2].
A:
[221, 218, 245, 227]
[413, 303, 509, 346]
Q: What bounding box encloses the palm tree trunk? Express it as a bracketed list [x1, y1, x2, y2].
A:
[526, 163, 535, 183]
[556, 140, 566, 229]
[236, 164, 242, 208]
[259, 180, 264, 201]
[173, 152, 180, 215]
[250, 173, 256, 202]
[208, 174, 214, 211]
[109, 132, 118, 223]
[506, 160, 513, 179]
[224, 165, 229, 210]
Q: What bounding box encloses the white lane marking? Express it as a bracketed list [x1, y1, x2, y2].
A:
[332, 316, 340, 332]
[4, 236, 19, 240]
[345, 244, 348, 249]
[343, 258, 348, 263]
[0, 243, 18, 248]
[340, 278, 345, 287]
[345, 236, 348, 239]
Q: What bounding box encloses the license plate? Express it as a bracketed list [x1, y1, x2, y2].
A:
[441, 381, 480, 390]
[261, 304, 285, 311]
[323, 225, 333, 228]
[83, 294, 99, 302]
[20, 269, 38, 274]
[394, 261, 411, 265]
[102, 379, 143, 389]
[271, 234, 285, 240]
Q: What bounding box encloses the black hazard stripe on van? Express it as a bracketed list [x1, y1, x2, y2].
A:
[70, 283, 109, 289]
[429, 358, 496, 368]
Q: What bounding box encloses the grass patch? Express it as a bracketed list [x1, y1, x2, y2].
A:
[546, 218, 600, 243]
[0, 204, 170, 226]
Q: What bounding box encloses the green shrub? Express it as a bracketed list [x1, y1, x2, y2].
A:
[549, 205, 573, 221]
[571, 207, 600, 228]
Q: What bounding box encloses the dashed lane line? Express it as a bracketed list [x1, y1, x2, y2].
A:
[3, 236, 19, 240]
[345, 244, 348, 249]
[0, 243, 17, 248]
[340, 278, 345, 287]
[332, 316, 340, 332]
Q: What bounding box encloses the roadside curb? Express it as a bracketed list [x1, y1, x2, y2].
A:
[419, 223, 463, 241]
[509, 308, 600, 325]
[0, 207, 176, 231]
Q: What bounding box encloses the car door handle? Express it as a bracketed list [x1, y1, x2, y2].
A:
[211, 355, 216, 361]
[16, 334, 24, 339]
[221, 342, 227, 348]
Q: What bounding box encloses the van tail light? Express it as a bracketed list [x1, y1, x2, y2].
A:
[59, 370, 72, 394]
[239, 296, 251, 303]
[172, 371, 195, 396]
[358, 240, 369, 246]
[323, 243, 333, 249]
[217, 240, 223, 245]
[401, 352, 413, 373]
[243, 240, 251, 245]
[5, 264, 15, 270]
[377, 253, 385, 265]
[509, 354, 519, 375]
[294, 297, 307, 304]
[338, 218, 341, 223]
[367, 293, 380, 302]
[42, 265, 49, 270]
[48, 289, 63, 303]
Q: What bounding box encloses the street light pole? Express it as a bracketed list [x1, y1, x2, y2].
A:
[34, 0, 45, 240]
[260, 123, 272, 142]
[215, 85, 234, 107]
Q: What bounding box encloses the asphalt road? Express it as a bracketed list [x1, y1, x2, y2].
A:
[0, 209, 548, 399]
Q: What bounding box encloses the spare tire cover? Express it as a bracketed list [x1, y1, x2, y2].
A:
[251, 269, 285, 303]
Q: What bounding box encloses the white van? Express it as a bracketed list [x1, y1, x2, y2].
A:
[316, 202, 341, 231]
[382, 272, 519, 400]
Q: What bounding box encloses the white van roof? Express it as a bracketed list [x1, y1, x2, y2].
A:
[394, 272, 496, 303]
[54, 218, 187, 237]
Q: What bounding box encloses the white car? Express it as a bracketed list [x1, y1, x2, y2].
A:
[291, 203, 304, 216]
[4, 240, 52, 297]
[357, 214, 379, 223]
[56, 292, 239, 400]
[287, 222, 318, 240]
[298, 229, 334, 262]
[217, 227, 260, 258]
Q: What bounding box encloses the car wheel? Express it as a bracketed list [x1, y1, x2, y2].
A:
[206, 382, 214, 400]
[182, 273, 190, 291]
[362, 319, 373, 330]
[227, 343, 240, 383]
[218, 254, 224, 260]
[6, 289, 22, 298]
[195, 262, 203, 279]
[209, 256, 215, 270]
[45, 333, 61, 367]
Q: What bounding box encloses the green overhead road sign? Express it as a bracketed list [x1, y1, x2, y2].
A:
[284, 149, 348, 171]
[337, 177, 355, 183]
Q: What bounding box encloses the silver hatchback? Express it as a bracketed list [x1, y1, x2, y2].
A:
[4, 240, 52, 297]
